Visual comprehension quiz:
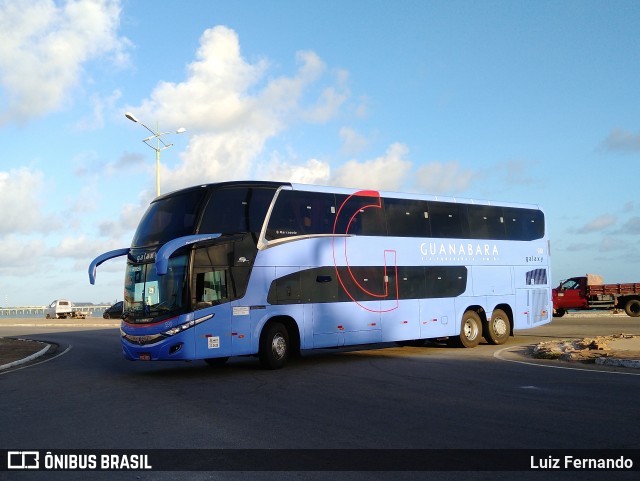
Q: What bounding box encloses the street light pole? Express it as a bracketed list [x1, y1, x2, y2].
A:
[125, 112, 186, 197]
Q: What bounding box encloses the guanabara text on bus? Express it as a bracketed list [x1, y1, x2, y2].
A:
[89, 181, 551, 369]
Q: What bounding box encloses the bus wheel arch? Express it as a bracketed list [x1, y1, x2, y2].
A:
[484, 306, 512, 345]
[258, 316, 300, 369]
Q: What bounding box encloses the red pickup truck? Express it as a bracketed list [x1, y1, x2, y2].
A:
[553, 274, 640, 318]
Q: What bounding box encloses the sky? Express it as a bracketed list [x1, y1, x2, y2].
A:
[1, 0, 639, 307]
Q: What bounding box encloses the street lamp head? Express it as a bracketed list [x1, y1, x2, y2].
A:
[176, 127, 187, 134]
[125, 112, 139, 123]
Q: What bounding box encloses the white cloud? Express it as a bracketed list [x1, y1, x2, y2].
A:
[164, 131, 268, 191]
[501, 159, 540, 186]
[128, 25, 350, 192]
[0, 235, 47, 274]
[575, 214, 617, 234]
[98, 202, 146, 239]
[257, 157, 331, 185]
[0, 0, 129, 125]
[50, 235, 108, 258]
[600, 236, 628, 252]
[132, 26, 270, 132]
[618, 216, 640, 235]
[602, 128, 640, 152]
[339, 127, 370, 155]
[74, 89, 122, 131]
[414, 160, 476, 194]
[301, 69, 350, 123]
[331, 143, 412, 191]
[0, 167, 50, 234]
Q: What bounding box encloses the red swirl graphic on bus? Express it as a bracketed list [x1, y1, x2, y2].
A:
[331, 190, 399, 312]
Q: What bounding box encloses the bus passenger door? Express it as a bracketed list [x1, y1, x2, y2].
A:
[192, 265, 234, 359]
[193, 303, 233, 359]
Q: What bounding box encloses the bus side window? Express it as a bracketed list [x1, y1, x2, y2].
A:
[426, 267, 468, 298]
[504, 207, 545, 241]
[384, 198, 430, 237]
[467, 205, 506, 240]
[428, 202, 469, 239]
[265, 190, 302, 239]
[334, 194, 386, 236]
[194, 270, 228, 308]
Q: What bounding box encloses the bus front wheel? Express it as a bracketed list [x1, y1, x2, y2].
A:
[259, 322, 290, 369]
[484, 309, 510, 345]
[450, 311, 482, 348]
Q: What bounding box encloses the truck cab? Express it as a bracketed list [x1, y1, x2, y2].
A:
[552, 277, 588, 316]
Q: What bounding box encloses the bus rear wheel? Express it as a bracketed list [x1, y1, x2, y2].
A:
[450, 311, 482, 348]
[259, 322, 290, 369]
[484, 309, 510, 345]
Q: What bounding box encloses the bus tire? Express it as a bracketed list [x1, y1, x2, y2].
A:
[259, 322, 290, 369]
[553, 309, 566, 318]
[451, 311, 482, 348]
[624, 299, 640, 317]
[484, 309, 510, 345]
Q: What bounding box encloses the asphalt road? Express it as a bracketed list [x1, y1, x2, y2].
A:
[1, 313, 639, 481]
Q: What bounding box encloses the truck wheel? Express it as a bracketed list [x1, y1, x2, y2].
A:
[484, 309, 510, 345]
[259, 322, 290, 369]
[449, 311, 482, 348]
[624, 299, 640, 317]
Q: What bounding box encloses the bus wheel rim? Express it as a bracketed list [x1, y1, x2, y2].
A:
[493, 317, 508, 336]
[272, 333, 287, 360]
[464, 320, 478, 340]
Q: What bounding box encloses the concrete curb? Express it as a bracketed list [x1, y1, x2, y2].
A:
[595, 357, 640, 369]
[0, 341, 51, 371]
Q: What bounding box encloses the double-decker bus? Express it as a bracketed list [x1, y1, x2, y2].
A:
[89, 181, 551, 369]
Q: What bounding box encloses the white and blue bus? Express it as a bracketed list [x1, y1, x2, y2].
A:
[89, 181, 551, 369]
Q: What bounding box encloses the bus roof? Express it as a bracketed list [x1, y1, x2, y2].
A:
[155, 180, 542, 211]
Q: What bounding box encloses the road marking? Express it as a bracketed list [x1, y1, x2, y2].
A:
[0, 345, 72, 375]
[494, 346, 640, 377]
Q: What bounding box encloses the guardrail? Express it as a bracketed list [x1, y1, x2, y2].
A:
[0, 305, 112, 316]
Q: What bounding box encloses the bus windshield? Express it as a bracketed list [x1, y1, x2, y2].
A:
[124, 254, 188, 321]
[132, 188, 208, 248]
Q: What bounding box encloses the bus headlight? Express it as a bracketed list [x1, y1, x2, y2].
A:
[121, 313, 214, 345]
[163, 313, 214, 337]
